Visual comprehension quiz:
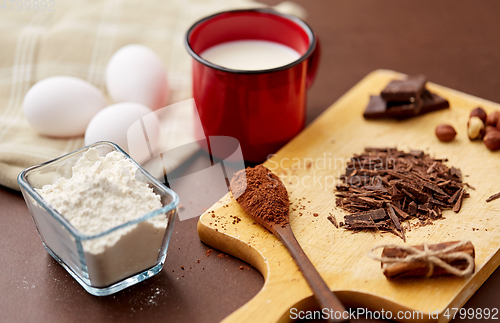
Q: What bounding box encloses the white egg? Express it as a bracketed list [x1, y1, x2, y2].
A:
[23, 76, 106, 137]
[106, 44, 168, 110]
[85, 102, 160, 164]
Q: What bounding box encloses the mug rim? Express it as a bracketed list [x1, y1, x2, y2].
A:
[185, 8, 317, 75]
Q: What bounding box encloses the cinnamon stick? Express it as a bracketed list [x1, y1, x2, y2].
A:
[381, 241, 475, 279]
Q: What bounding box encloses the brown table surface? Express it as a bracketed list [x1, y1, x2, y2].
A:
[2, 1, 500, 322]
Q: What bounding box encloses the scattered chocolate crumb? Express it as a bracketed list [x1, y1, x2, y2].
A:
[181, 266, 184, 270]
[486, 191, 500, 203]
[239, 266, 245, 271]
[313, 213, 319, 217]
[327, 215, 339, 228]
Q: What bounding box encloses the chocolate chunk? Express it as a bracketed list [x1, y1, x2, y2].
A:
[387, 99, 423, 119]
[392, 203, 410, 219]
[423, 182, 448, 196]
[387, 204, 402, 231]
[409, 150, 424, 158]
[364, 76, 449, 121]
[420, 90, 450, 114]
[396, 182, 429, 204]
[351, 196, 384, 208]
[381, 75, 426, 103]
[418, 203, 430, 212]
[448, 188, 462, 204]
[363, 96, 388, 119]
[364, 95, 423, 119]
[344, 208, 387, 225]
[450, 167, 462, 181]
[408, 201, 418, 215]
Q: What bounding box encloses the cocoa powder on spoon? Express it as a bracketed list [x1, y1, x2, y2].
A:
[230, 165, 347, 322]
[230, 164, 289, 227]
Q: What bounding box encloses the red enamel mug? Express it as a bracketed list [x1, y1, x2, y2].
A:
[185, 9, 320, 163]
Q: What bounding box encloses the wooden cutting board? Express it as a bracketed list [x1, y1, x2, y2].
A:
[197, 69, 500, 323]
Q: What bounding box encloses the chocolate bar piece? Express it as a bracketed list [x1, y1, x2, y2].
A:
[363, 95, 423, 119]
[420, 89, 449, 114]
[381, 75, 426, 103]
[363, 96, 386, 119]
[388, 99, 423, 119]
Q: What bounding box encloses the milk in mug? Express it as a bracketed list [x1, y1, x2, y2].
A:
[200, 40, 301, 71]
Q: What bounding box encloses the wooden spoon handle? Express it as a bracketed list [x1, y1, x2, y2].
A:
[274, 224, 348, 323]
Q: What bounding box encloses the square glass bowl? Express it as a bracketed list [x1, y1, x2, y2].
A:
[17, 141, 179, 296]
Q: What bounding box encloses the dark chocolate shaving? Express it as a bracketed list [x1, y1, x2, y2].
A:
[452, 189, 465, 213]
[327, 215, 339, 228]
[336, 148, 471, 240]
[486, 191, 500, 203]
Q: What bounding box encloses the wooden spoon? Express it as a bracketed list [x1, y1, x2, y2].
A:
[230, 165, 348, 323]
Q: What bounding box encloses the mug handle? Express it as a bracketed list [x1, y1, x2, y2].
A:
[306, 36, 321, 89]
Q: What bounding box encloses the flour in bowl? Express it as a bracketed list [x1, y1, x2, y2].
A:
[36, 148, 169, 287]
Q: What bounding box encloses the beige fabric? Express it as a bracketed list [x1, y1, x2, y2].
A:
[0, 0, 305, 190]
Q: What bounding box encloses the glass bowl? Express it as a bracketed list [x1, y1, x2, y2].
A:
[17, 141, 179, 296]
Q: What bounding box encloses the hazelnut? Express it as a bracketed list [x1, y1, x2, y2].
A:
[486, 125, 498, 135]
[435, 124, 457, 142]
[486, 110, 500, 127]
[470, 107, 487, 123]
[468, 116, 485, 140]
[483, 128, 500, 151]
